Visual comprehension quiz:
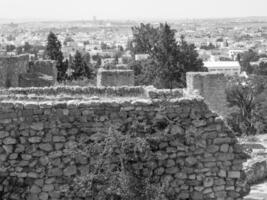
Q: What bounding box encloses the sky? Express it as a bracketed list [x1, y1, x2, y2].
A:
[0, 0, 267, 21]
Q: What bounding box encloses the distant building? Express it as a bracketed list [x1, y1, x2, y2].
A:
[228, 49, 245, 61]
[204, 61, 241, 75]
[135, 54, 149, 61]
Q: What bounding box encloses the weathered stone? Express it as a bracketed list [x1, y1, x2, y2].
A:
[39, 143, 53, 151]
[30, 185, 42, 194]
[3, 137, 16, 144]
[39, 192, 49, 200]
[220, 144, 229, 152]
[228, 171, 241, 179]
[185, 156, 197, 166]
[204, 177, 214, 187]
[43, 184, 54, 192]
[29, 137, 42, 143]
[53, 136, 66, 142]
[31, 123, 44, 131]
[64, 166, 77, 176]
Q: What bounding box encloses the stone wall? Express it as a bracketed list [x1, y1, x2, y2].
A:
[186, 72, 267, 132]
[186, 72, 231, 117]
[29, 60, 57, 78]
[97, 68, 134, 87]
[0, 92, 249, 200]
[0, 54, 29, 88]
[19, 60, 57, 87]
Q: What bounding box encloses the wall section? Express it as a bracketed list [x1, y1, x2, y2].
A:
[0, 97, 249, 200]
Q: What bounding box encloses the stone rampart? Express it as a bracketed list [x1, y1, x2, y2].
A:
[0, 54, 29, 88]
[0, 88, 249, 200]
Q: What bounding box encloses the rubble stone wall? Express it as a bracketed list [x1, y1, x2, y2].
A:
[0, 54, 29, 88]
[0, 97, 249, 200]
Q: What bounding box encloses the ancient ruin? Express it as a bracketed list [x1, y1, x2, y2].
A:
[0, 54, 57, 88]
[97, 65, 135, 87]
[0, 85, 250, 200]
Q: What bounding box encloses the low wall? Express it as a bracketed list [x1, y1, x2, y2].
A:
[0, 93, 249, 199]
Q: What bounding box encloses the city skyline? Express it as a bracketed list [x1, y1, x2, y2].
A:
[0, 0, 267, 22]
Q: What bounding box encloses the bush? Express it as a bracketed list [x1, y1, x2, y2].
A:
[225, 75, 265, 135]
[60, 128, 167, 200]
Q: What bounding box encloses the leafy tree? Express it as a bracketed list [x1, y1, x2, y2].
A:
[239, 49, 259, 74]
[254, 62, 267, 76]
[152, 23, 183, 89]
[128, 59, 158, 86]
[46, 32, 66, 81]
[225, 76, 265, 135]
[71, 51, 93, 80]
[131, 23, 158, 55]
[130, 23, 205, 88]
[6, 45, 16, 52]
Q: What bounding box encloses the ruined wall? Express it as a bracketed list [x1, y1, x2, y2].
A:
[186, 72, 232, 117]
[29, 60, 57, 78]
[19, 60, 57, 87]
[97, 68, 134, 87]
[0, 54, 29, 88]
[186, 72, 267, 132]
[0, 95, 249, 200]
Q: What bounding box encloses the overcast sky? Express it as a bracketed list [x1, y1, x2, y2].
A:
[0, 0, 266, 21]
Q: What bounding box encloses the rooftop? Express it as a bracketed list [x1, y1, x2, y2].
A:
[204, 61, 241, 68]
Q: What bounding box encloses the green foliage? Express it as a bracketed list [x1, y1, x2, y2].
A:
[239, 49, 259, 74]
[70, 51, 94, 80]
[128, 59, 158, 86]
[254, 62, 267, 76]
[46, 32, 66, 81]
[61, 129, 167, 200]
[225, 76, 265, 135]
[129, 23, 205, 88]
[6, 44, 16, 52]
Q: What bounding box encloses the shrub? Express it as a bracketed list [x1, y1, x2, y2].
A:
[225, 75, 265, 135]
[60, 128, 168, 200]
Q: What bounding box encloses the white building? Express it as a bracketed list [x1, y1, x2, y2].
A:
[135, 54, 149, 61]
[204, 61, 241, 75]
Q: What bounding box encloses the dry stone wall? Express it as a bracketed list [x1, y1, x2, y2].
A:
[0, 94, 249, 200]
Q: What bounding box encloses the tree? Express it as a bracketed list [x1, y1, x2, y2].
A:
[6, 45, 16, 52]
[71, 51, 93, 80]
[128, 59, 158, 86]
[239, 49, 259, 74]
[131, 23, 158, 55]
[46, 32, 66, 81]
[177, 35, 206, 84]
[254, 62, 267, 76]
[130, 23, 205, 88]
[225, 76, 265, 135]
[152, 23, 183, 89]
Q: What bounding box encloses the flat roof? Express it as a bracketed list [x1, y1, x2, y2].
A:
[204, 61, 241, 68]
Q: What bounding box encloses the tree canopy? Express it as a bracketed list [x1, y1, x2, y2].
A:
[129, 23, 206, 88]
[46, 32, 66, 81]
